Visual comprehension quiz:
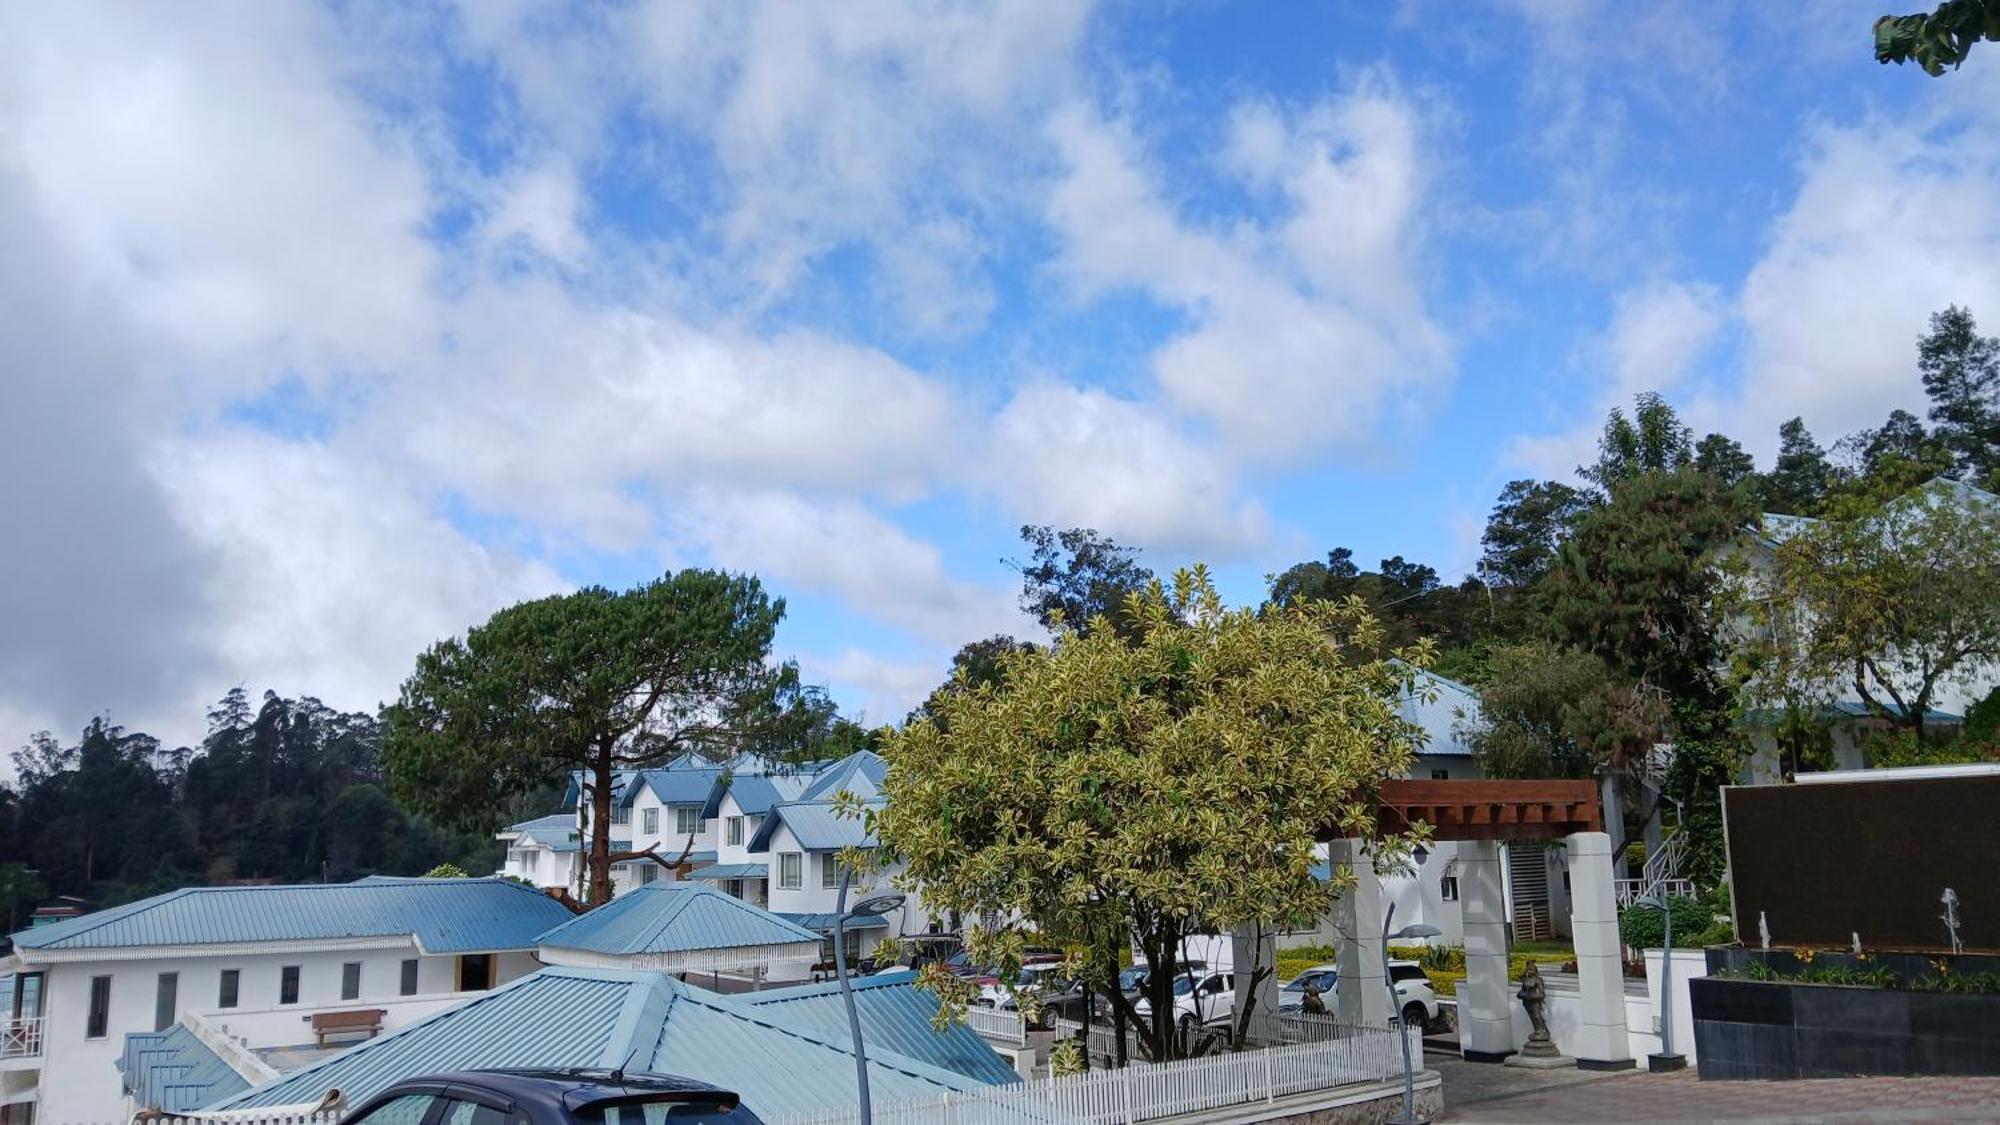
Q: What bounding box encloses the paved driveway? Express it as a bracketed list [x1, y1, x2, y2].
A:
[1433, 1052, 2000, 1123]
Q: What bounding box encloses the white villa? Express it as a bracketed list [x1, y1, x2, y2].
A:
[499, 749, 936, 964]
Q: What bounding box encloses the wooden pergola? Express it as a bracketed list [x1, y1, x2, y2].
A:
[1362, 778, 1602, 842]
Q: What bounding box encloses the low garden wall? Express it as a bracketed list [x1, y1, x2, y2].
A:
[1690, 947, 2000, 1080]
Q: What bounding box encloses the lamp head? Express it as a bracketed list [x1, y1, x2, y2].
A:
[849, 892, 907, 919]
[1389, 923, 1444, 941]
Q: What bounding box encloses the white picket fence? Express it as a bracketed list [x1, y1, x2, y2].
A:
[772, 1023, 1411, 1125]
[965, 1003, 1029, 1046]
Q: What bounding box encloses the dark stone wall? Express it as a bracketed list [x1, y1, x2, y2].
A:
[1691, 977, 2000, 1080]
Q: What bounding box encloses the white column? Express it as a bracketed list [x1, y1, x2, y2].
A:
[1457, 839, 1513, 1059]
[1566, 830, 1635, 1069]
[1329, 839, 1390, 1027]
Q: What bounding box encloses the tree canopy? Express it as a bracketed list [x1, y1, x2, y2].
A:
[1876, 1, 2000, 74]
[383, 569, 820, 903]
[1009, 525, 1155, 638]
[873, 568, 1425, 1061]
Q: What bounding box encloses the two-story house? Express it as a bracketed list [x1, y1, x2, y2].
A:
[0, 877, 571, 1123]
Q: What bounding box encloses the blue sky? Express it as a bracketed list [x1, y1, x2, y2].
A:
[5, 1, 2000, 746]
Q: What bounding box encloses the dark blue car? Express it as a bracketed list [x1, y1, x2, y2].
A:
[337, 1069, 765, 1125]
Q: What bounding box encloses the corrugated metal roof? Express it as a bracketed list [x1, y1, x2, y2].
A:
[686, 863, 768, 881]
[712, 772, 814, 818]
[208, 968, 1005, 1121]
[749, 800, 881, 853]
[1398, 667, 1481, 758]
[740, 971, 1020, 1087]
[505, 814, 575, 834]
[777, 912, 889, 932]
[123, 1025, 253, 1113]
[629, 767, 725, 808]
[537, 884, 820, 955]
[799, 750, 886, 802]
[13, 878, 573, 953]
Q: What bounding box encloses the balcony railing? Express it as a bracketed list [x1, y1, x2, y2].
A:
[1, 1015, 43, 1059]
[964, 1003, 1028, 1046]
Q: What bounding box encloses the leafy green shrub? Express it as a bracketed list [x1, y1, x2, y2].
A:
[423, 862, 470, 878]
[1618, 894, 1709, 949]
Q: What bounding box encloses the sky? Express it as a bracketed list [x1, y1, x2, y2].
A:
[5, 0, 2000, 751]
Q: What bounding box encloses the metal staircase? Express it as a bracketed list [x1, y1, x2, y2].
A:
[1614, 827, 1694, 908]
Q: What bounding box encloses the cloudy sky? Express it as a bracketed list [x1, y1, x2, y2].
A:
[5, 1, 2000, 749]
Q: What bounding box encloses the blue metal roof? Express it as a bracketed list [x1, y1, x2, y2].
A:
[12, 878, 574, 953]
[1397, 666, 1482, 758]
[749, 800, 881, 853]
[740, 971, 1020, 1087]
[537, 884, 820, 955]
[208, 968, 1003, 1120]
[799, 750, 887, 802]
[629, 767, 726, 808]
[122, 1025, 253, 1112]
[686, 863, 768, 881]
[506, 814, 575, 834]
[708, 772, 814, 818]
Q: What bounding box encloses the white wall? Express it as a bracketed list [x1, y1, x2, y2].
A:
[29, 945, 541, 1124]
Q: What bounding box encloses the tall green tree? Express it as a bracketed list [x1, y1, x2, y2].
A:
[1918, 305, 2000, 484]
[383, 570, 816, 903]
[1694, 433, 1757, 490]
[874, 569, 1425, 1062]
[1461, 641, 1668, 781]
[905, 635, 1039, 728]
[1479, 480, 1593, 588]
[1010, 526, 1155, 638]
[1582, 392, 1693, 493]
[1759, 417, 1838, 515]
[1876, 1, 2000, 74]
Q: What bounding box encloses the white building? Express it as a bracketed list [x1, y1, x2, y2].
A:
[0, 876, 570, 1124]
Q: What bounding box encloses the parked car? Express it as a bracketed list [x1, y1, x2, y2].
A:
[1389, 960, 1440, 1030]
[977, 962, 1069, 1010]
[337, 1069, 764, 1125]
[1132, 969, 1236, 1035]
[1117, 960, 1206, 1010]
[870, 931, 963, 975]
[1277, 965, 1339, 1012]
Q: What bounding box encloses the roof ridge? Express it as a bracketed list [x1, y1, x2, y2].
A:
[677, 981, 977, 1091]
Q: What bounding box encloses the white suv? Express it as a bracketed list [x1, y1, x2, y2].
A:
[1133, 969, 1236, 1034]
[1389, 960, 1439, 1030]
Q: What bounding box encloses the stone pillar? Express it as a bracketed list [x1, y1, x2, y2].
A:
[1457, 839, 1513, 1060]
[1566, 830, 1636, 1070]
[1328, 839, 1390, 1027]
[1231, 923, 1279, 1042]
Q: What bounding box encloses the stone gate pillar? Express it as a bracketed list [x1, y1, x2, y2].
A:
[1458, 839, 1514, 1060]
[1566, 830, 1635, 1069]
[1328, 839, 1390, 1026]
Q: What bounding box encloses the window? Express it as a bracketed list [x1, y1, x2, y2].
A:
[440, 1099, 511, 1125]
[611, 804, 631, 825]
[458, 953, 494, 992]
[822, 854, 842, 889]
[218, 969, 240, 1009]
[778, 852, 802, 889]
[342, 1093, 439, 1125]
[400, 958, 420, 997]
[675, 806, 701, 836]
[1439, 876, 1459, 902]
[342, 961, 362, 1001]
[154, 971, 179, 1032]
[639, 864, 659, 885]
[280, 965, 301, 1005]
[14, 972, 44, 1019]
[1431, 768, 1450, 780]
[1390, 964, 1429, 984]
[86, 976, 111, 1039]
[642, 807, 659, 835]
[727, 816, 743, 845]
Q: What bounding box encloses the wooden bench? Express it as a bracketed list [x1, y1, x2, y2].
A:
[311, 1008, 387, 1047]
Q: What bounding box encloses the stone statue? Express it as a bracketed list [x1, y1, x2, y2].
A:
[1517, 961, 1558, 1057]
[1301, 979, 1327, 1016]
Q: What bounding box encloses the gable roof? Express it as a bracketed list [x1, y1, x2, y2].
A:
[122, 1024, 255, 1113]
[739, 971, 1020, 1087]
[629, 766, 727, 808]
[1399, 668, 1482, 759]
[206, 968, 1002, 1120]
[749, 799, 882, 853]
[1751, 476, 2000, 549]
[11, 878, 572, 955]
[798, 749, 887, 802]
[706, 771, 814, 818]
[536, 883, 820, 956]
[504, 813, 575, 835]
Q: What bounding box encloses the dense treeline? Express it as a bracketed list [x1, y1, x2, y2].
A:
[0, 688, 510, 922]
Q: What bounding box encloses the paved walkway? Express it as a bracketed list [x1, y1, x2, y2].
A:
[1433, 1053, 2000, 1123]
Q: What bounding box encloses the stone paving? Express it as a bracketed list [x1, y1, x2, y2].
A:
[1432, 1052, 2000, 1123]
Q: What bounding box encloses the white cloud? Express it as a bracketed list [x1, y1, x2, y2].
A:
[674, 489, 1024, 647]
[803, 648, 946, 728]
[1045, 85, 1449, 463]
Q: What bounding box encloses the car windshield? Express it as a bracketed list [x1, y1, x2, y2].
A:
[1170, 976, 1196, 996]
[576, 1099, 755, 1124]
[1281, 978, 1306, 992]
[1119, 968, 1148, 989]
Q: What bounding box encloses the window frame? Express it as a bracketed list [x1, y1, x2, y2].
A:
[153, 971, 178, 1032]
[279, 964, 302, 1006]
[675, 805, 701, 836]
[1431, 768, 1450, 781]
[86, 975, 112, 1039]
[1439, 875, 1459, 902]
[641, 807, 659, 835]
[822, 853, 842, 889]
[610, 803, 631, 826]
[218, 968, 240, 1010]
[400, 958, 420, 997]
[341, 961, 363, 1001]
[727, 816, 743, 845]
[458, 952, 494, 992]
[778, 851, 802, 889]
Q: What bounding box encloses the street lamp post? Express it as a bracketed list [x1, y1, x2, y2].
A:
[834, 868, 907, 1125]
[1381, 902, 1443, 1125]
[1637, 891, 1687, 1072]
